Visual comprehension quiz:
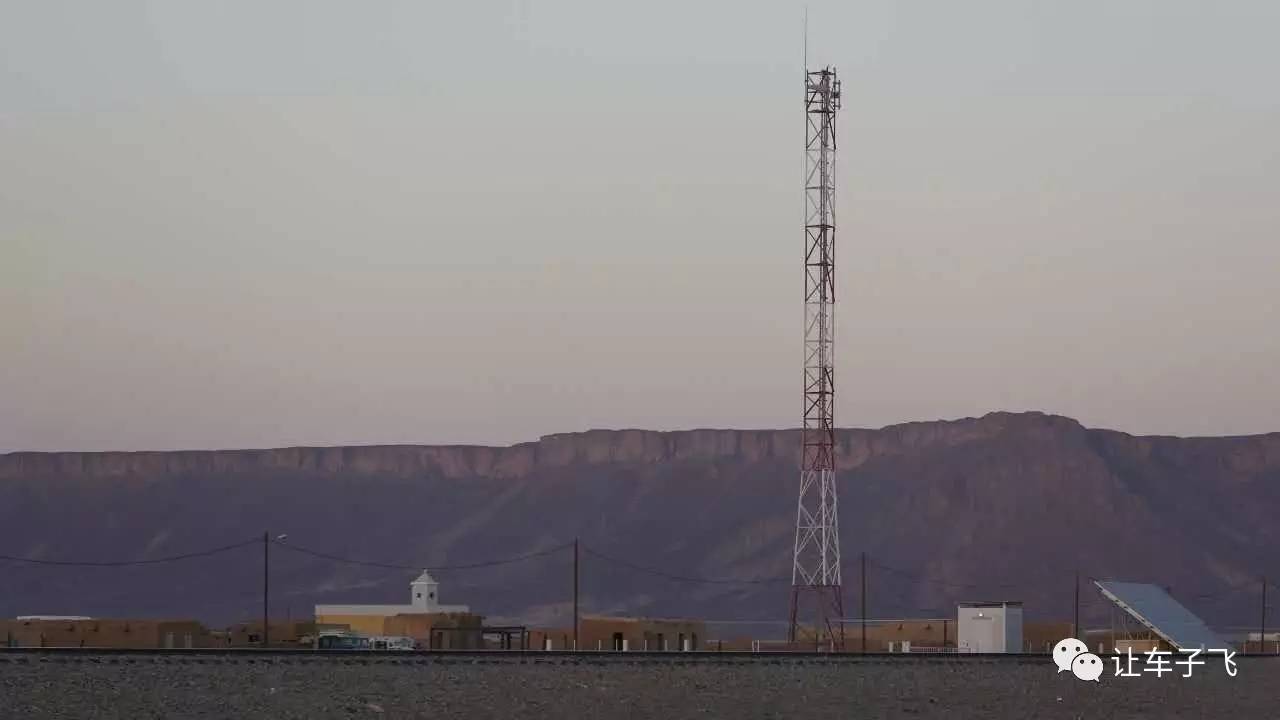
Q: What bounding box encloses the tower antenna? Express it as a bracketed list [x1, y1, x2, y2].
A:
[789, 56, 844, 649]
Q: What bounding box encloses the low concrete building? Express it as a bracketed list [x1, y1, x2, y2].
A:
[2, 618, 213, 649]
[224, 620, 318, 648]
[957, 601, 1023, 653]
[392, 612, 485, 649]
[719, 619, 954, 653]
[855, 619, 954, 652]
[529, 616, 704, 651]
[315, 571, 482, 648]
[1023, 621, 1074, 653]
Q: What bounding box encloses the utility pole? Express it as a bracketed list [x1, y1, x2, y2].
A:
[263, 531, 270, 649]
[573, 538, 580, 651]
[860, 551, 867, 653]
[1073, 571, 1080, 641]
[1261, 576, 1267, 654]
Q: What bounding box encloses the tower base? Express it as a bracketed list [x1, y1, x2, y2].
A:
[788, 583, 846, 651]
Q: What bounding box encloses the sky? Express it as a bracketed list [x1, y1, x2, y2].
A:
[2, 0, 1278, 452]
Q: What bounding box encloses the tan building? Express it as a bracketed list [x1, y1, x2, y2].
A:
[529, 615, 705, 651]
[709, 619, 1076, 653]
[224, 620, 318, 648]
[315, 611, 484, 649]
[315, 570, 484, 648]
[747, 619, 954, 652]
[2, 617, 213, 649]
[1023, 621, 1075, 653]
[854, 619, 953, 652]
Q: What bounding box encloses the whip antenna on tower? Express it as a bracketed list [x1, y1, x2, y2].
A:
[789, 55, 844, 648]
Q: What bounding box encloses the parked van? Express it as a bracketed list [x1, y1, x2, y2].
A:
[316, 631, 371, 650]
[370, 636, 415, 651]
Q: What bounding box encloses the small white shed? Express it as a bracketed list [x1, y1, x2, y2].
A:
[957, 601, 1022, 653]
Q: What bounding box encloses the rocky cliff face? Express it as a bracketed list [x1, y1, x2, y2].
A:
[2, 411, 1278, 633]
[0, 411, 1089, 480]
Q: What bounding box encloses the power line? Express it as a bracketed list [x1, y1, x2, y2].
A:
[581, 545, 790, 586]
[867, 558, 1020, 591]
[0, 538, 258, 567]
[870, 586, 948, 617]
[271, 538, 573, 571]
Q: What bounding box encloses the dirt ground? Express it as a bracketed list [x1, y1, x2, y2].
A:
[0, 654, 1270, 719]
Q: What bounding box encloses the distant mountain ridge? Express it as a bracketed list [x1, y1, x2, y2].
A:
[3, 411, 1279, 633]
[2, 422, 1025, 479]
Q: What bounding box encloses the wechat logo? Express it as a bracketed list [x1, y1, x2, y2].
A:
[1054, 638, 1103, 682]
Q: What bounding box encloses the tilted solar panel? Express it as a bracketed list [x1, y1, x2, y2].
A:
[1094, 580, 1226, 651]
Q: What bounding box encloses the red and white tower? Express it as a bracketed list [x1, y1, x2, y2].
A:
[789, 65, 844, 647]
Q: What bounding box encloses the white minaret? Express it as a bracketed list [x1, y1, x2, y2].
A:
[410, 570, 440, 612]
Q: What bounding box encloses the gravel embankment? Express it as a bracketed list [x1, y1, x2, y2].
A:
[0, 655, 1270, 719]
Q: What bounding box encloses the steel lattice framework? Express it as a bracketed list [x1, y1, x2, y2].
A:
[789, 66, 844, 647]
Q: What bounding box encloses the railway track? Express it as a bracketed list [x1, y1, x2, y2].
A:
[7, 648, 1273, 667]
[0, 648, 1055, 666]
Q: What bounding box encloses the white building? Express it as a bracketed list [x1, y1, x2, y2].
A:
[957, 601, 1022, 653]
[315, 570, 469, 618]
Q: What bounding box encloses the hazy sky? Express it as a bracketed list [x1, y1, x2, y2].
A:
[3, 1, 1278, 451]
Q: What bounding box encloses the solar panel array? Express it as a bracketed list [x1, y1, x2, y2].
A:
[1094, 580, 1227, 651]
